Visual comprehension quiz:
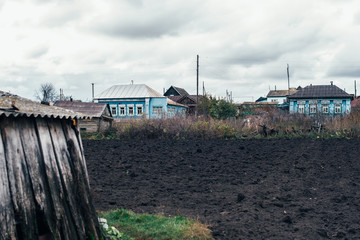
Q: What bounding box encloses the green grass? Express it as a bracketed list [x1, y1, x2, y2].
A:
[98, 209, 214, 240]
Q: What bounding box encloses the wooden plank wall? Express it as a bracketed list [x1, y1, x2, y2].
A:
[0, 116, 102, 240]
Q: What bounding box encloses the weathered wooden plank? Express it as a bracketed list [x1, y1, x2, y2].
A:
[1, 117, 37, 238]
[47, 118, 86, 239]
[17, 117, 56, 237]
[0, 118, 16, 240]
[61, 119, 102, 239]
[35, 118, 74, 239]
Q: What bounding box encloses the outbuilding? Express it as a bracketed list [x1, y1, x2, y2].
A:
[54, 101, 113, 132]
[0, 90, 102, 239]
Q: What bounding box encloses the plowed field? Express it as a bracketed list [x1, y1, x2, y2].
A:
[84, 139, 360, 240]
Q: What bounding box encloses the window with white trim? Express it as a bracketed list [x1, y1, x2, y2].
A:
[310, 105, 317, 114]
[153, 106, 163, 114]
[322, 105, 329, 114]
[298, 105, 305, 113]
[335, 105, 341, 114]
[119, 105, 125, 116]
[128, 106, 134, 116]
[137, 106, 143, 115]
[168, 106, 176, 115]
[110, 105, 117, 115]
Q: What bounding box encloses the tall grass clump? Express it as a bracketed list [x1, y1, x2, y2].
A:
[81, 110, 360, 140]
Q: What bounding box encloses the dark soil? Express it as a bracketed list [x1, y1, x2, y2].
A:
[84, 139, 360, 240]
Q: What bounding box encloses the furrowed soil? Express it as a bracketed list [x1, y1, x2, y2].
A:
[84, 139, 360, 240]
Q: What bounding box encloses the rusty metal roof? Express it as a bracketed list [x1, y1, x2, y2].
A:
[0, 90, 88, 119]
[288, 85, 352, 99]
[94, 84, 164, 99]
[167, 98, 188, 108]
[54, 101, 113, 118]
[267, 88, 297, 97]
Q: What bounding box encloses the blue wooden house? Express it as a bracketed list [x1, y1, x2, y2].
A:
[94, 84, 187, 119]
[288, 83, 353, 116]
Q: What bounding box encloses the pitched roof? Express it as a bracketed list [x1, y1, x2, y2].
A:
[164, 86, 189, 96]
[0, 90, 87, 119]
[95, 84, 164, 99]
[267, 88, 297, 97]
[54, 101, 112, 118]
[288, 84, 352, 99]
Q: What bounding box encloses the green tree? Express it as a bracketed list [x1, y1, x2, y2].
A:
[198, 95, 237, 120]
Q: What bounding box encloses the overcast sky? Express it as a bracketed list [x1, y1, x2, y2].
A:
[1, 0, 360, 102]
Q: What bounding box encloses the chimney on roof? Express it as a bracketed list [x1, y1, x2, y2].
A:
[330, 81, 333, 86]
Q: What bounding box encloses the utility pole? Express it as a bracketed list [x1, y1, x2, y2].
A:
[355, 80, 357, 98]
[202, 81, 205, 96]
[92, 83, 94, 102]
[196, 55, 199, 116]
[287, 64, 290, 96]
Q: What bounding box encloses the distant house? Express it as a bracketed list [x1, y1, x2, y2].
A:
[266, 88, 298, 103]
[94, 84, 187, 119]
[164, 86, 189, 97]
[54, 101, 113, 132]
[288, 83, 353, 116]
[164, 86, 200, 115]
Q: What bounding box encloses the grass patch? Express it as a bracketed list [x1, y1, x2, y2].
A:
[99, 209, 213, 240]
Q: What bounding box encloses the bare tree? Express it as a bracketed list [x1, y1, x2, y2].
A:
[35, 83, 58, 103]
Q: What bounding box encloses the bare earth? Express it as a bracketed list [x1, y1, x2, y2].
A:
[84, 139, 360, 240]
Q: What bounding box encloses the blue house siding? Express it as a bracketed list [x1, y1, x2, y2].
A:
[289, 98, 351, 116]
[94, 84, 188, 119]
[149, 97, 168, 119]
[167, 104, 187, 118]
[98, 99, 147, 119]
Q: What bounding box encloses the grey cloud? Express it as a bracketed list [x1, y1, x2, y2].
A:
[27, 46, 48, 59]
[92, 3, 198, 39]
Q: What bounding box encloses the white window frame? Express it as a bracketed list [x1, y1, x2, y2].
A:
[110, 105, 117, 116]
[335, 105, 341, 114]
[168, 106, 176, 115]
[322, 105, 329, 114]
[136, 104, 143, 115]
[298, 105, 305, 113]
[153, 106, 163, 114]
[310, 105, 317, 114]
[119, 105, 126, 116]
[128, 104, 134, 116]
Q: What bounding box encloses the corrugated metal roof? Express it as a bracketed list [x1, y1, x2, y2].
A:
[288, 85, 352, 99]
[0, 90, 88, 119]
[94, 84, 164, 99]
[54, 101, 112, 118]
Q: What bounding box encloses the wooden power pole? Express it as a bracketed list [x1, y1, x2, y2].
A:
[196, 55, 199, 116]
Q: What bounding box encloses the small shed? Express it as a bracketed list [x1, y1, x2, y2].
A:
[0, 91, 102, 239]
[54, 101, 113, 132]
